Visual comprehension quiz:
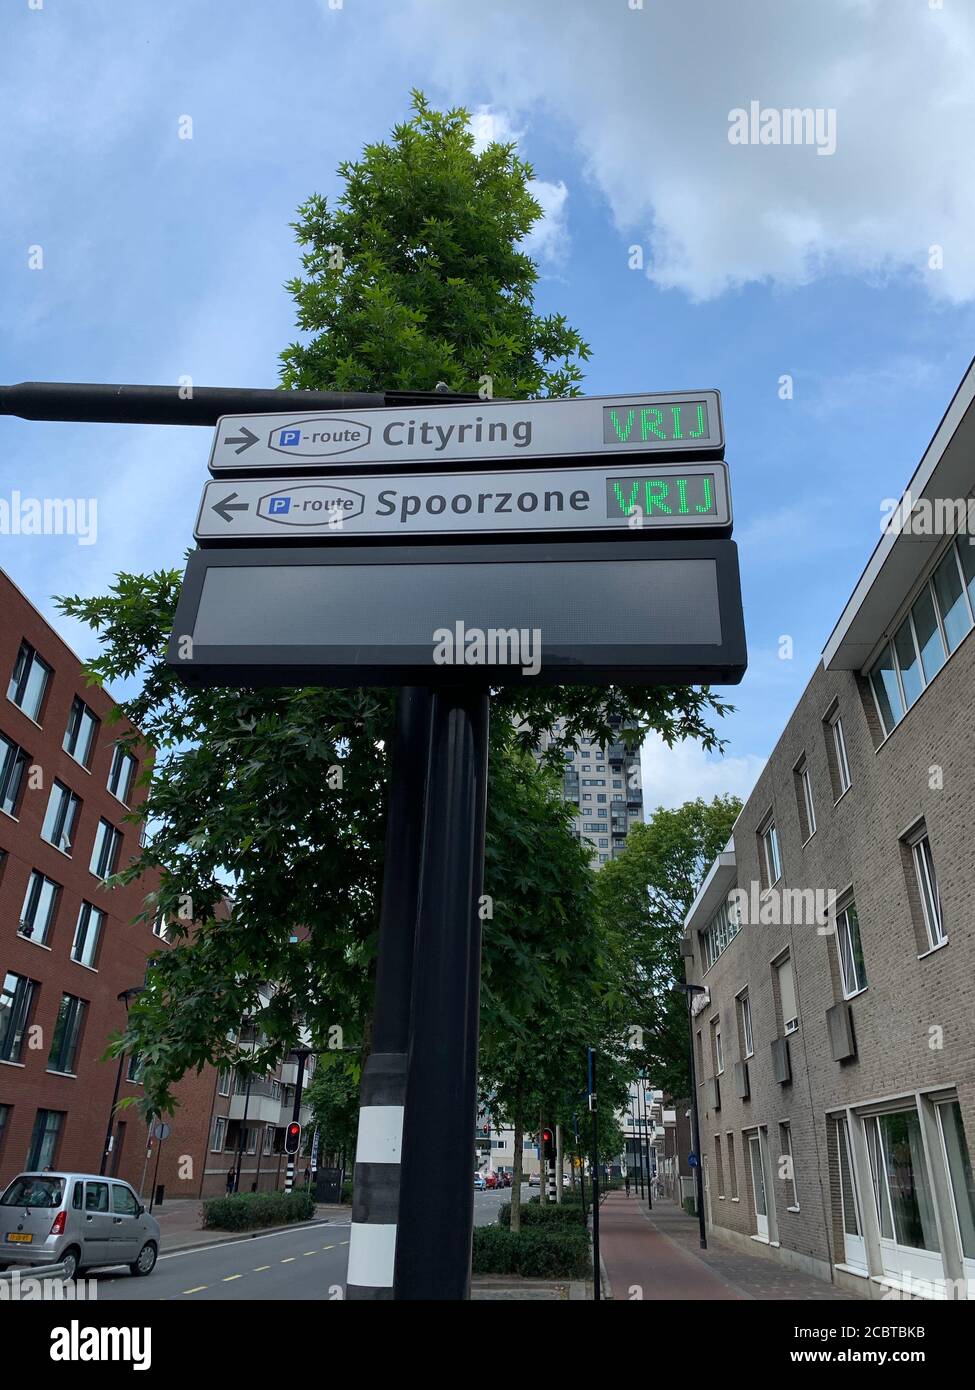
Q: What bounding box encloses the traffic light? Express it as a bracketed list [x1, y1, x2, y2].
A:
[541, 1127, 555, 1162]
[285, 1121, 302, 1156]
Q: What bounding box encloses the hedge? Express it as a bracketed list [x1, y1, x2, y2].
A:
[472, 1226, 590, 1278]
[498, 1200, 586, 1230]
[202, 1189, 316, 1231]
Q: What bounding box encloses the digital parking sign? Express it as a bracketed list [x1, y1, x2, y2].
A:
[194, 462, 731, 542]
[208, 391, 724, 474]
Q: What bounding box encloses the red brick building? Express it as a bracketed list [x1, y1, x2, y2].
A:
[0, 568, 213, 1193]
[0, 568, 315, 1202]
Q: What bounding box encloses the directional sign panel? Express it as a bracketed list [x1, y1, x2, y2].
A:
[194, 462, 732, 543]
[207, 391, 723, 475]
[167, 540, 746, 688]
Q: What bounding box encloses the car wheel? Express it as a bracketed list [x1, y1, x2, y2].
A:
[129, 1242, 158, 1277]
[60, 1246, 81, 1281]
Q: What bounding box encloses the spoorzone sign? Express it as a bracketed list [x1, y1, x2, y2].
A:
[194, 462, 732, 542]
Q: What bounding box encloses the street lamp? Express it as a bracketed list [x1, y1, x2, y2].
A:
[673, 981, 708, 1249]
[99, 986, 145, 1176]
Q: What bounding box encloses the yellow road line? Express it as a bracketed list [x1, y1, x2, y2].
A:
[322, 1245, 335, 1250]
[303, 1251, 316, 1257]
[281, 1257, 296, 1263]
[183, 1285, 208, 1295]
[254, 1265, 271, 1272]
[223, 1274, 242, 1282]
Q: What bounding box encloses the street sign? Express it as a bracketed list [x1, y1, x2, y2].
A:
[207, 391, 724, 475]
[688, 1152, 700, 1168]
[152, 1121, 171, 1141]
[194, 462, 732, 543]
[166, 538, 746, 688]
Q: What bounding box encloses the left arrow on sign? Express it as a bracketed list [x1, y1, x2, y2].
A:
[211, 492, 250, 524]
[224, 425, 259, 454]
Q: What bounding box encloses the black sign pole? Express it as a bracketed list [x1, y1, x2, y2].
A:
[394, 686, 490, 1299]
[346, 686, 433, 1298]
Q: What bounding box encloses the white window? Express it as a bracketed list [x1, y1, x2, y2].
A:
[829, 711, 851, 795]
[217, 1070, 232, 1097]
[712, 1022, 724, 1074]
[71, 901, 105, 969]
[836, 900, 868, 996]
[8, 640, 52, 722]
[936, 1099, 975, 1264]
[760, 818, 782, 887]
[90, 819, 122, 880]
[738, 991, 754, 1058]
[107, 745, 137, 803]
[910, 830, 945, 949]
[19, 871, 60, 946]
[41, 781, 81, 853]
[64, 696, 99, 768]
[211, 1117, 227, 1152]
[776, 955, 798, 1034]
[797, 758, 816, 838]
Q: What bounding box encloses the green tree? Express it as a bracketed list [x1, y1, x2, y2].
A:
[59, 93, 731, 1119]
[594, 795, 742, 1099]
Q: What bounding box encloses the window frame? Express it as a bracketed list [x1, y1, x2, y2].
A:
[71, 900, 105, 969]
[41, 781, 82, 855]
[909, 829, 945, 950]
[828, 710, 852, 797]
[0, 971, 37, 1064]
[19, 870, 61, 946]
[7, 640, 52, 723]
[836, 898, 868, 998]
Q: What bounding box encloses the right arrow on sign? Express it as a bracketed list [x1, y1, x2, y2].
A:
[223, 425, 259, 454]
[212, 492, 249, 524]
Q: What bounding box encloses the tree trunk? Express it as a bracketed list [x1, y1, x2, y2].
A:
[511, 1113, 524, 1234]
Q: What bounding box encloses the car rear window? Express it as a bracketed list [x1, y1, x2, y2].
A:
[1, 1176, 65, 1207]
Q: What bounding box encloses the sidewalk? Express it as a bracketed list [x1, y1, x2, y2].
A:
[599, 1192, 860, 1301]
[149, 1198, 352, 1253]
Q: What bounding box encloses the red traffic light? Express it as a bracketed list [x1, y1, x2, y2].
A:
[285, 1121, 302, 1155]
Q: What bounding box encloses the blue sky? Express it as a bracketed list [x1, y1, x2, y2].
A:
[2, 0, 974, 810]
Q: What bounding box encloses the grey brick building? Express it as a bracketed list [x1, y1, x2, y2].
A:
[681, 360, 975, 1299]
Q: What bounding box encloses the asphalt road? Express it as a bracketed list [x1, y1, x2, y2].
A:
[90, 1219, 351, 1301]
[87, 1187, 525, 1299]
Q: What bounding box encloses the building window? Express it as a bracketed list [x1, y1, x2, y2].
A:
[8, 640, 52, 722]
[19, 871, 61, 946]
[794, 756, 816, 840]
[71, 901, 105, 969]
[90, 819, 122, 880]
[737, 991, 754, 1058]
[864, 1108, 939, 1254]
[726, 1132, 738, 1199]
[263, 1125, 274, 1155]
[211, 1117, 227, 1152]
[774, 954, 799, 1034]
[107, 745, 137, 804]
[63, 696, 99, 768]
[126, 1052, 143, 1083]
[48, 994, 87, 1074]
[0, 734, 30, 817]
[779, 1122, 799, 1208]
[700, 895, 742, 970]
[26, 1109, 64, 1170]
[836, 899, 868, 997]
[868, 539, 975, 736]
[714, 1135, 725, 1197]
[936, 1100, 975, 1261]
[908, 828, 945, 950]
[41, 781, 82, 854]
[218, 1069, 232, 1097]
[0, 1102, 8, 1158]
[835, 1116, 863, 1249]
[827, 710, 852, 796]
[0, 971, 37, 1063]
[711, 1019, 724, 1074]
[759, 816, 782, 888]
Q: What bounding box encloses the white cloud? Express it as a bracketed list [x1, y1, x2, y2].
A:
[399, 0, 975, 302]
[639, 733, 765, 815]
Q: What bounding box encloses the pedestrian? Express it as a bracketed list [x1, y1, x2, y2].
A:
[226, 1165, 235, 1195]
[303, 1164, 311, 1186]
[624, 1170, 631, 1197]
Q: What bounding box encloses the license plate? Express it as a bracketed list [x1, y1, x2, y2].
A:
[6, 1232, 33, 1243]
